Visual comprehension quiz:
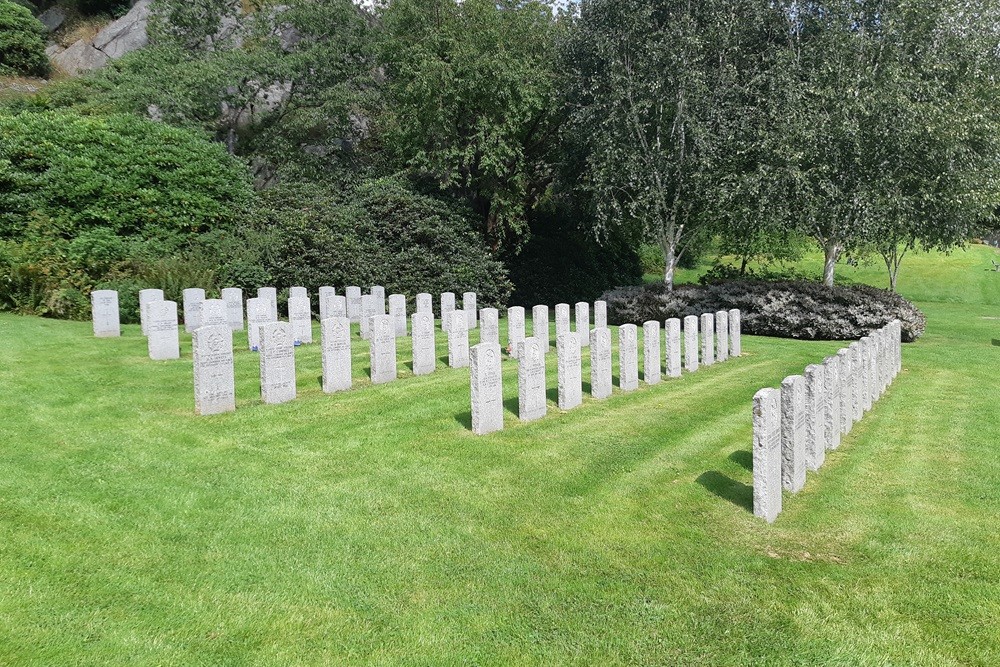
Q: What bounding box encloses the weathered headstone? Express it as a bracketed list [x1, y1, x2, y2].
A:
[804, 363, 826, 471]
[471, 343, 504, 435]
[532, 305, 550, 354]
[463, 292, 477, 329]
[729, 308, 741, 357]
[643, 321, 661, 385]
[557, 332, 582, 410]
[684, 315, 699, 373]
[863, 336, 875, 411]
[183, 288, 206, 333]
[369, 314, 397, 384]
[837, 348, 853, 434]
[258, 322, 296, 404]
[479, 307, 499, 345]
[331, 295, 347, 319]
[823, 355, 841, 450]
[555, 303, 571, 343]
[147, 300, 179, 360]
[517, 337, 547, 421]
[193, 324, 236, 416]
[139, 288, 164, 335]
[321, 317, 352, 393]
[411, 311, 436, 375]
[781, 374, 807, 493]
[594, 300, 607, 329]
[346, 286, 362, 323]
[288, 296, 313, 344]
[575, 302, 590, 348]
[441, 292, 456, 332]
[752, 387, 782, 523]
[665, 318, 682, 378]
[360, 294, 376, 340]
[371, 286, 386, 316]
[619, 324, 639, 392]
[507, 306, 525, 359]
[91, 289, 121, 338]
[448, 310, 470, 368]
[257, 287, 278, 321]
[416, 293, 433, 314]
[590, 327, 612, 399]
[289, 286, 308, 302]
[246, 297, 271, 352]
[389, 294, 407, 337]
[221, 288, 244, 331]
[318, 286, 335, 321]
[700, 313, 715, 366]
[849, 342, 862, 423]
[715, 311, 729, 362]
[199, 299, 229, 329]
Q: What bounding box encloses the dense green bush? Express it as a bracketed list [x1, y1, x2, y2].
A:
[603, 280, 926, 342]
[215, 179, 513, 310]
[0, 0, 50, 77]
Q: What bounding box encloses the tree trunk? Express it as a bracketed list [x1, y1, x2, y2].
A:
[660, 234, 677, 292]
[822, 240, 841, 288]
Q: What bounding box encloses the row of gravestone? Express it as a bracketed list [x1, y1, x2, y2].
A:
[751, 320, 902, 523]
[469, 309, 744, 435]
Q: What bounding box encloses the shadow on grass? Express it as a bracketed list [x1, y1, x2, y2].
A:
[454, 410, 472, 430]
[316, 375, 323, 388]
[992, 339, 1000, 347]
[696, 471, 752, 513]
[582, 380, 592, 394]
[728, 450, 752, 471]
[546, 386, 558, 403]
[503, 396, 519, 417]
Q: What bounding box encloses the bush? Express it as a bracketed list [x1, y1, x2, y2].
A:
[0, 1, 50, 78]
[602, 280, 926, 342]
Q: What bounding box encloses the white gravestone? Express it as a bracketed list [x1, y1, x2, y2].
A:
[147, 300, 180, 360]
[182, 288, 205, 333]
[416, 293, 433, 314]
[199, 299, 228, 329]
[448, 310, 470, 368]
[479, 307, 499, 345]
[360, 294, 376, 340]
[823, 355, 841, 450]
[471, 343, 504, 435]
[805, 363, 826, 471]
[507, 306, 525, 358]
[289, 286, 308, 302]
[863, 337, 875, 412]
[259, 322, 296, 404]
[594, 300, 607, 329]
[728, 308, 742, 357]
[781, 374, 807, 493]
[389, 294, 407, 337]
[139, 288, 163, 335]
[557, 332, 583, 410]
[700, 312, 715, 366]
[517, 337, 547, 421]
[752, 387, 782, 523]
[619, 324, 639, 392]
[643, 321, 661, 385]
[684, 315, 699, 373]
[331, 295, 347, 319]
[246, 297, 272, 352]
[91, 289, 120, 338]
[715, 310, 729, 362]
[837, 348, 852, 435]
[555, 303, 571, 343]
[849, 343, 863, 423]
[575, 302, 590, 347]
[369, 314, 397, 384]
[441, 292, 456, 332]
[288, 296, 313, 344]
[193, 324, 236, 416]
[371, 286, 386, 316]
[221, 288, 243, 331]
[463, 292, 477, 329]
[318, 286, 335, 321]
[346, 286, 362, 323]
[321, 317, 352, 393]
[532, 305, 550, 354]
[257, 287, 278, 321]
[590, 327, 613, 399]
[411, 311, 436, 376]
[665, 318, 682, 378]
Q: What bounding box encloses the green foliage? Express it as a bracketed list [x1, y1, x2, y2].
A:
[0, 0, 50, 77]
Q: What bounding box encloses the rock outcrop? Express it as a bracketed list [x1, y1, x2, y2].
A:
[52, 0, 152, 75]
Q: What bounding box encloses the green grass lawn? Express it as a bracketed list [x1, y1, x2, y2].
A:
[1, 246, 998, 665]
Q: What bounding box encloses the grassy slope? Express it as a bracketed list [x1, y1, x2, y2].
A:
[0, 247, 998, 665]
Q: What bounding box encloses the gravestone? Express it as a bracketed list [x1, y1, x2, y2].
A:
[411, 311, 436, 375]
[389, 294, 407, 337]
[619, 324, 639, 392]
[752, 387, 782, 523]
[221, 288, 244, 331]
[371, 286, 386, 316]
[700, 313, 715, 366]
[258, 322, 296, 404]
[318, 286, 335, 321]
[246, 297, 272, 352]
[590, 327, 613, 399]
[555, 303, 571, 342]
[594, 300, 607, 329]
[863, 336, 875, 411]
[665, 318, 682, 378]
[416, 293, 433, 314]
[289, 286, 308, 302]
[532, 305, 550, 354]
[507, 306, 525, 359]
[463, 292, 477, 329]
[369, 314, 397, 384]
[346, 286, 362, 323]
[200, 299, 229, 329]
[642, 321, 661, 385]
[257, 287, 278, 321]
[728, 308, 742, 357]
[139, 288, 163, 335]
[479, 307, 499, 345]
[715, 311, 729, 362]
[517, 337, 547, 421]
[147, 300, 179, 360]
[321, 317, 352, 393]
[441, 292, 456, 332]
[849, 343, 862, 423]
[183, 288, 206, 333]
[557, 332, 582, 410]
[360, 294, 376, 340]
[331, 295, 347, 319]
[575, 302, 590, 348]
[91, 290, 120, 338]
[823, 355, 841, 450]
[804, 363, 826, 471]
[448, 310, 470, 368]
[471, 343, 504, 435]
[781, 374, 807, 493]
[193, 324, 236, 416]
[288, 296, 313, 344]
[684, 315, 699, 372]
[837, 348, 853, 434]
